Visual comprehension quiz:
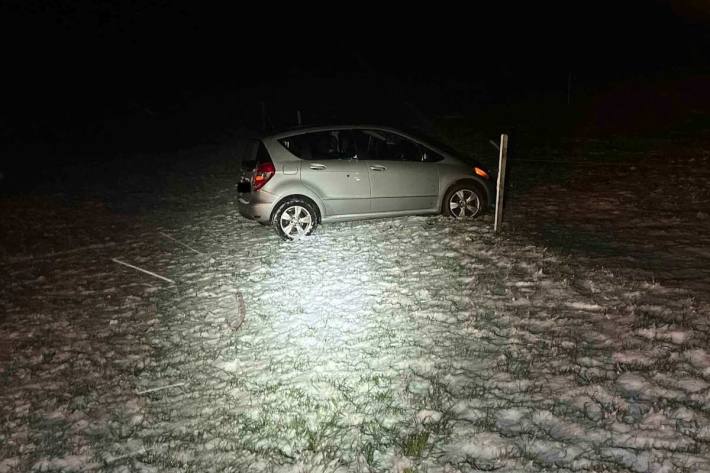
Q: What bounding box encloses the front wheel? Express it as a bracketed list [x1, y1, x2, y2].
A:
[443, 184, 485, 219]
[272, 198, 318, 240]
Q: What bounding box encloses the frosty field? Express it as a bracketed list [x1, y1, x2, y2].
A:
[2, 138, 710, 472]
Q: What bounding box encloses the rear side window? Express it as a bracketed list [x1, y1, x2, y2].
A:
[279, 131, 356, 160]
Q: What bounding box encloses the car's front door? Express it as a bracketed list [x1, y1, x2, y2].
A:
[353, 130, 439, 212]
[281, 130, 371, 216]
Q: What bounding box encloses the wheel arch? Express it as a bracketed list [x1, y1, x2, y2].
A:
[441, 178, 491, 212]
[270, 194, 323, 224]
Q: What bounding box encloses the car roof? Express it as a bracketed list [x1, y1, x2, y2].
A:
[260, 124, 476, 166]
[265, 125, 414, 140]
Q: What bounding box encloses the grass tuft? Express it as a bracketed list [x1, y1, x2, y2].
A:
[401, 431, 429, 458]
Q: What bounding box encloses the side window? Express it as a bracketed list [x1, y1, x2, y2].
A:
[390, 136, 423, 162]
[279, 131, 356, 160]
[350, 130, 378, 160]
[351, 130, 425, 161]
[421, 146, 444, 162]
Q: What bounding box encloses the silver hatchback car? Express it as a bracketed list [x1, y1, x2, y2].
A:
[237, 125, 494, 240]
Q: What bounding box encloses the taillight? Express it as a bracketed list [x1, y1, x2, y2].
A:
[252, 162, 275, 191]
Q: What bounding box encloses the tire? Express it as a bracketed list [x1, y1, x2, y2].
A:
[272, 197, 319, 240]
[443, 183, 485, 219]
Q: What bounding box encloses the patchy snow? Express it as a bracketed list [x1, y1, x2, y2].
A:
[2, 140, 710, 471]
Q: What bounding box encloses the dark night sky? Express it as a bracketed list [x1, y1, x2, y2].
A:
[2, 0, 710, 146]
[5, 2, 710, 89]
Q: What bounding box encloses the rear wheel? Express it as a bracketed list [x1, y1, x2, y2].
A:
[272, 198, 318, 240]
[444, 184, 485, 219]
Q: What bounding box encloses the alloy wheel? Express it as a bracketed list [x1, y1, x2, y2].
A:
[449, 189, 480, 218]
[279, 205, 314, 238]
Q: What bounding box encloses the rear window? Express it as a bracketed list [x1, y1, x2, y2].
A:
[256, 142, 272, 164]
[237, 139, 260, 171]
[279, 131, 356, 160]
[240, 140, 271, 171]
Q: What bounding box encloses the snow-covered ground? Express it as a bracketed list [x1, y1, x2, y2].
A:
[1, 139, 710, 472]
[506, 138, 710, 299]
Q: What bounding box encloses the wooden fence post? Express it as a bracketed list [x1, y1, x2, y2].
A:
[494, 134, 508, 233]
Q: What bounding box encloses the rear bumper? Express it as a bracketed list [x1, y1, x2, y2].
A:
[238, 191, 277, 224]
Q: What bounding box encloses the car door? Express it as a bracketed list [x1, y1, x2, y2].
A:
[355, 130, 439, 213]
[285, 130, 371, 216]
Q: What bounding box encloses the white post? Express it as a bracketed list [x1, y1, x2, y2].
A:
[494, 134, 508, 233]
[296, 110, 302, 126]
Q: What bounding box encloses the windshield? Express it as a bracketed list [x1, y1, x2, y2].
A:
[402, 129, 467, 159]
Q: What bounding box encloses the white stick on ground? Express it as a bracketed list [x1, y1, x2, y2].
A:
[233, 292, 246, 332]
[159, 232, 206, 255]
[136, 382, 187, 395]
[494, 133, 509, 233]
[3, 242, 118, 264]
[112, 258, 175, 284]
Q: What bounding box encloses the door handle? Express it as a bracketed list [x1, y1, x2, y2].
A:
[369, 165, 386, 171]
[309, 164, 327, 170]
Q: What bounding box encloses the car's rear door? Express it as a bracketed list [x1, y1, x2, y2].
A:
[280, 130, 370, 216]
